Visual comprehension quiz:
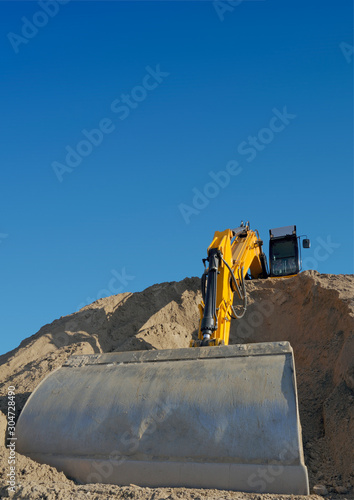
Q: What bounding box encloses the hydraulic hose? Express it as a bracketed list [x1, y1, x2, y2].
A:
[201, 270, 207, 303]
[220, 256, 247, 319]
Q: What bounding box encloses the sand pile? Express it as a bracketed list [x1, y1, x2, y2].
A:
[0, 271, 353, 499]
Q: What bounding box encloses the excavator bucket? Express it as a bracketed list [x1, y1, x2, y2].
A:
[16, 342, 309, 495]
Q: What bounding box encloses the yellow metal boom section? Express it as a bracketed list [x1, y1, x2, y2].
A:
[195, 225, 265, 347]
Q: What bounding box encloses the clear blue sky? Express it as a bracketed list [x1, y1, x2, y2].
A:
[0, 0, 353, 355]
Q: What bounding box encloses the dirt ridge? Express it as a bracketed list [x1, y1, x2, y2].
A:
[0, 271, 353, 499]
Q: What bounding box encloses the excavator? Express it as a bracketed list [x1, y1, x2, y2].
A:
[16, 222, 310, 495]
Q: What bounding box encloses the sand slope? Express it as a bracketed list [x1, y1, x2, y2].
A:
[0, 272, 353, 499]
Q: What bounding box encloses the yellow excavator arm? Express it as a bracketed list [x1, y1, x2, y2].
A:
[192, 222, 268, 347]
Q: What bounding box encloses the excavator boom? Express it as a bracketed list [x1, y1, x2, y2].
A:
[194, 223, 268, 347]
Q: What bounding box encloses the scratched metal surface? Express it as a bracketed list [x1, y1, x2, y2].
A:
[16, 342, 309, 494]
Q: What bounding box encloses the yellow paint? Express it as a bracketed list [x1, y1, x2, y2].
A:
[196, 226, 266, 346]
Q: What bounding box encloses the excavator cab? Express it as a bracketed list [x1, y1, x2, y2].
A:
[269, 225, 302, 277]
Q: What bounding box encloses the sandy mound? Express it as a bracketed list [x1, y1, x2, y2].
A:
[0, 272, 353, 499]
